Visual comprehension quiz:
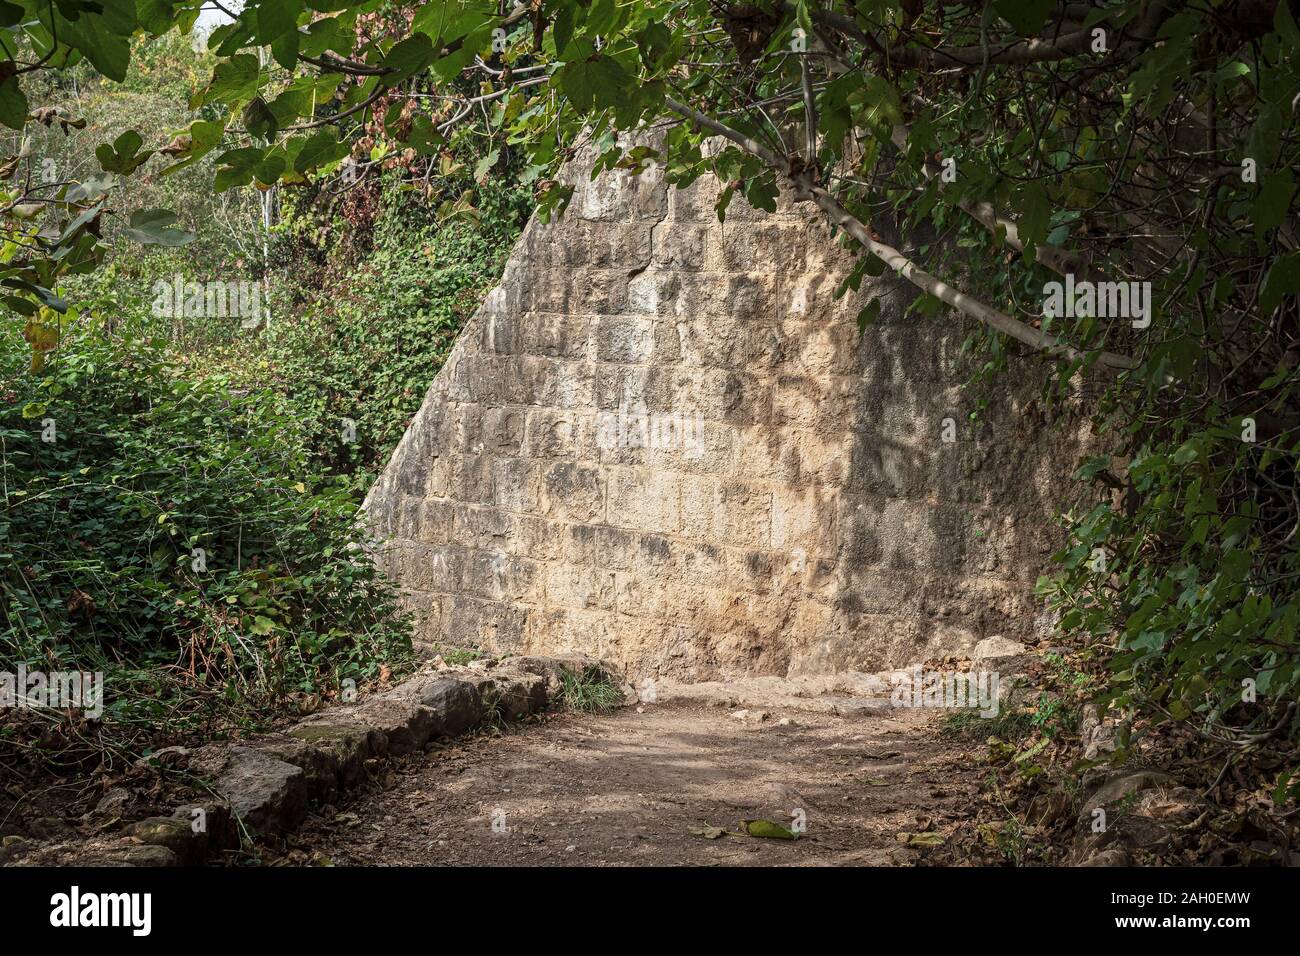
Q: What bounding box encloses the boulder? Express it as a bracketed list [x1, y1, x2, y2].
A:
[287, 717, 387, 789]
[252, 733, 341, 802]
[351, 697, 437, 756]
[417, 678, 482, 736]
[190, 745, 308, 838]
[476, 670, 547, 721]
[126, 815, 206, 866]
[1073, 769, 1204, 862]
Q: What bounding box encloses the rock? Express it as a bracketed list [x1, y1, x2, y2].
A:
[972, 635, 1025, 657]
[971, 636, 1028, 666]
[93, 787, 135, 817]
[1079, 703, 1118, 761]
[351, 697, 436, 756]
[190, 746, 308, 838]
[1074, 769, 1204, 862]
[1077, 847, 1131, 866]
[464, 669, 547, 722]
[418, 678, 482, 736]
[29, 816, 72, 838]
[1080, 770, 1177, 821]
[80, 841, 180, 867]
[1026, 790, 1071, 827]
[510, 655, 574, 701]
[287, 718, 386, 789]
[252, 734, 341, 802]
[125, 814, 209, 866]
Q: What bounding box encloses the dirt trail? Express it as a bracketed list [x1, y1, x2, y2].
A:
[288, 695, 981, 866]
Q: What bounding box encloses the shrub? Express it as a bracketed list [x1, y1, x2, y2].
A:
[1, 316, 413, 733]
[208, 166, 533, 484]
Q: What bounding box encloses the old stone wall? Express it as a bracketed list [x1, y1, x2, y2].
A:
[363, 143, 1086, 682]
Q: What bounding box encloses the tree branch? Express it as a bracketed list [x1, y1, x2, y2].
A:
[664, 95, 1137, 372]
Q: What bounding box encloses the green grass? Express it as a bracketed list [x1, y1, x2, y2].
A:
[556, 666, 624, 714]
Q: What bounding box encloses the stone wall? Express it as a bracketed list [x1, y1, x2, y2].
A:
[363, 143, 1087, 682]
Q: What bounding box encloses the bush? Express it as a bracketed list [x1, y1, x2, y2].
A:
[208, 165, 533, 484]
[1, 317, 413, 733]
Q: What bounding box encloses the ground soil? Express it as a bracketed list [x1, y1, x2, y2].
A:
[284, 698, 984, 866]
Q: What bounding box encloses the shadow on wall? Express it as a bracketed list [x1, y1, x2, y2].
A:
[361, 144, 1095, 683]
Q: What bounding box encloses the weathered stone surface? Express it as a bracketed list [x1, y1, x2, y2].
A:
[1076, 847, 1132, 867]
[1080, 770, 1177, 821]
[86, 843, 180, 867]
[124, 811, 216, 866]
[364, 137, 1090, 681]
[253, 733, 342, 802]
[286, 718, 385, 790]
[971, 635, 1027, 662]
[190, 745, 308, 838]
[511, 654, 604, 702]
[351, 697, 436, 756]
[417, 677, 482, 736]
[1072, 769, 1205, 862]
[465, 669, 547, 722]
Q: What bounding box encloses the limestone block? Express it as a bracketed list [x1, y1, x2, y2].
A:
[361, 135, 1088, 678]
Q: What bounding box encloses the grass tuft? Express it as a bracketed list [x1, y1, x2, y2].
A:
[557, 666, 624, 714]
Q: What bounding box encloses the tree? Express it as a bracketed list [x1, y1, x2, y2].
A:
[4, 1, 1298, 784]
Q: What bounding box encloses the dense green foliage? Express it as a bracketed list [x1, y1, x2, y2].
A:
[0, 1, 1297, 805]
[217, 164, 531, 480]
[2, 23, 531, 742]
[1, 319, 412, 729]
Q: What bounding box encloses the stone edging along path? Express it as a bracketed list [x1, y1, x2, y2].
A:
[9, 655, 610, 866]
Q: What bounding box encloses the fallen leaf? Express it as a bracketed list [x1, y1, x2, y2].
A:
[743, 819, 799, 840]
[897, 831, 945, 848]
[689, 825, 728, 840]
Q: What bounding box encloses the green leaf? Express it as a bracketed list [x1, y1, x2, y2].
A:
[1260, 251, 1300, 315]
[1253, 170, 1296, 237]
[292, 130, 349, 174]
[0, 73, 26, 130]
[743, 819, 798, 840]
[1016, 181, 1050, 261]
[382, 34, 435, 86]
[256, 0, 302, 44]
[122, 208, 195, 246]
[53, 0, 136, 82]
[473, 148, 500, 183]
[559, 55, 629, 113]
[857, 297, 881, 334]
[242, 97, 279, 141]
[95, 129, 154, 174]
[994, 0, 1055, 36]
[204, 54, 261, 107]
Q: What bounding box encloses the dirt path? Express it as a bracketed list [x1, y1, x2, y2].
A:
[287, 698, 981, 866]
